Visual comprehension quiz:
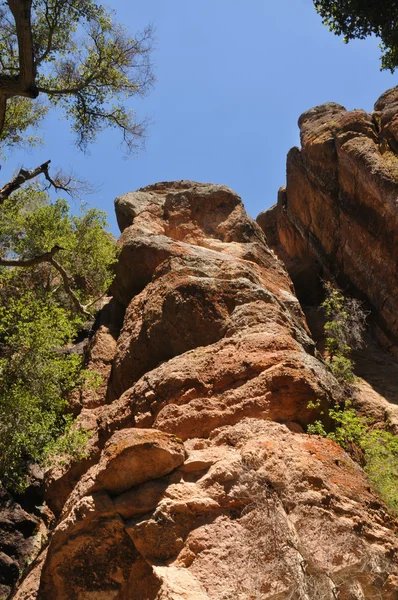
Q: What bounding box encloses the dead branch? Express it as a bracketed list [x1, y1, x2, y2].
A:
[0, 159, 71, 204]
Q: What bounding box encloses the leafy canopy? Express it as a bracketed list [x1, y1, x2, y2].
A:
[314, 0, 398, 72]
[0, 187, 118, 491]
[0, 0, 154, 154]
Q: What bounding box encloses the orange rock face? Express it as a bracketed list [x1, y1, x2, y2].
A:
[257, 88, 398, 352]
[13, 181, 398, 600]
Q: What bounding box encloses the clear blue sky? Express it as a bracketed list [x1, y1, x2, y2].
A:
[4, 0, 397, 234]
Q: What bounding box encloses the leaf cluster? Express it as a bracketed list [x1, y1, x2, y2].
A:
[0, 186, 118, 309]
[0, 0, 154, 152]
[314, 0, 398, 71]
[308, 402, 398, 515]
[322, 282, 367, 383]
[0, 186, 117, 491]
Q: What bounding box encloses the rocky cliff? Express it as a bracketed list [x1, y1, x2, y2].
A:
[257, 87, 398, 354]
[11, 181, 398, 600]
[257, 86, 398, 434]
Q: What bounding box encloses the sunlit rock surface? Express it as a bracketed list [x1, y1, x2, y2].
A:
[12, 181, 398, 600]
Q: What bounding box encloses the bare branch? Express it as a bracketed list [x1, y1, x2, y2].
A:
[0, 160, 71, 204]
[42, 166, 71, 194]
[49, 256, 91, 316]
[0, 244, 62, 267]
[0, 245, 91, 316]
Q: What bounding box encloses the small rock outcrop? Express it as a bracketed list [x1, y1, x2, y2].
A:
[257, 87, 398, 353]
[12, 181, 398, 599]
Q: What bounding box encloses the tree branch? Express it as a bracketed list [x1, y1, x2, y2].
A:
[0, 244, 62, 267]
[0, 159, 71, 204]
[49, 256, 91, 316]
[0, 245, 91, 316]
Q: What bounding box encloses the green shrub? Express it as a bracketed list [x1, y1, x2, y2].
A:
[0, 293, 89, 491]
[0, 189, 117, 492]
[308, 286, 398, 515]
[322, 282, 367, 383]
[308, 402, 398, 515]
[362, 429, 398, 514]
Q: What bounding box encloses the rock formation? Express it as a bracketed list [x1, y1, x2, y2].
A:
[257, 86, 398, 433]
[257, 87, 398, 354]
[10, 181, 398, 599]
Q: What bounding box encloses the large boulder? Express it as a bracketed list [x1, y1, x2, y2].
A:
[16, 421, 398, 600]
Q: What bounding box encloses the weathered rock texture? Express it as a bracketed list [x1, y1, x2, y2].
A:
[257, 87, 398, 354]
[0, 489, 48, 600]
[12, 181, 398, 600]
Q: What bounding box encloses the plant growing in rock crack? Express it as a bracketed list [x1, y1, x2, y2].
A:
[306, 307, 398, 516]
[308, 406, 398, 515]
[321, 282, 368, 384]
[307, 285, 398, 514]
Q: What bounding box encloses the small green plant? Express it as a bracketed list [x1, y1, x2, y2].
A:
[322, 282, 367, 383]
[306, 420, 327, 436]
[307, 288, 398, 515]
[308, 402, 398, 515]
[45, 417, 92, 468]
[307, 399, 323, 411]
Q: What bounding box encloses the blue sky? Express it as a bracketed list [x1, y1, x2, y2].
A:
[3, 0, 397, 234]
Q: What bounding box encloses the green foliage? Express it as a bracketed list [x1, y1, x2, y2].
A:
[313, 0, 398, 72]
[308, 287, 398, 514]
[0, 97, 48, 154]
[362, 429, 398, 514]
[327, 402, 367, 447]
[45, 415, 92, 468]
[0, 187, 118, 309]
[0, 293, 83, 491]
[307, 420, 327, 436]
[0, 1, 154, 153]
[308, 402, 398, 515]
[322, 282, 366, 383]
[0, 187, 117, 491]
[328, 354, 355, 384]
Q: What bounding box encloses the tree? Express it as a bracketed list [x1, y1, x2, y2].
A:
[0, 1, 148, 490]
[0, 0, 154, 154]
[313, 0, 398, 72]
[0, 0, 154, 305]
[0, 189, 118, 491]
